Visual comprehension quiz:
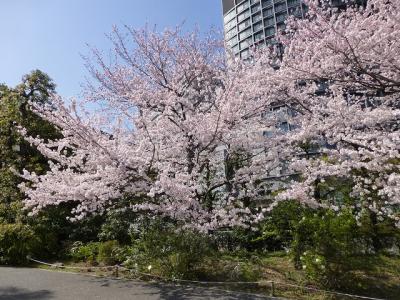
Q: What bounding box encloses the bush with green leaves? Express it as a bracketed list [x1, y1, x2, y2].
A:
[291, 209, 362, 288]
[255, 200, 308, 251]
[69, 241, 100, 264]
[132, 219, 214, 279]
[208, 201, 308, 253]
[0, 223, 40, 265]
[98, 207, 137, 244]
[97, 240, 120, 265]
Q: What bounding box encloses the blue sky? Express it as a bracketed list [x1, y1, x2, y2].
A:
[0, 0, 223, 97]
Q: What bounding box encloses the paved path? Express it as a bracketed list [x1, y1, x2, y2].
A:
[0, 267, 274, 300]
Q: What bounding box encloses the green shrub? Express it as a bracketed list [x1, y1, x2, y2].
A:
[98, 208, 136, 244]
[211, 228, 262, 252]
[231, 261, 261, 282]
[132, 220, 214, 279]
[255, 200, 308, 251]
[0, 201, 23, 224]
[291, 209, 360, 288]
[299, 251, 329, 284]
[0, 223, 40, 265]
[97, 240, 120, 265]
[68, 240, 129, 266]
[69, 241, 99, 264]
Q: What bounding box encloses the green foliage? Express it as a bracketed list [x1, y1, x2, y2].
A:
[131, 220, 214, 279]
[198, 255, 262, 282]
[357, 210, 400, 252]
[98, 207, 137, 244]
[0, 70, 59, 167]
[211, 228, 259, 252]
[0, 70, 60, 216]
[15, 70, 56, 106]
[256, 200, 308, 251]
[314, 177, 353, 206]
[291, 210, 363, 288]
[68, 240, 127, 266]
[210, 201, 309, 253]
[0, 71, 63, 261]
[0, 201, 23, 224]
[67, 214, 105, 243]
[69, 241, 100, 264]
[97, 240, 120, 265]
[27, 205, 78, 258]
[0, 223, 40, 265]
[1, 71, 105, 265]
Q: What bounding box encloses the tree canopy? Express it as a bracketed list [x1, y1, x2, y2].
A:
[19, 0, 400, 231]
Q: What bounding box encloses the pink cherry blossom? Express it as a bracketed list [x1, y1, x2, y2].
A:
[20, 0, 400, 229]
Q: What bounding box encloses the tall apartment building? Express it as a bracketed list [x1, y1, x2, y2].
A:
[222, 0, 307, 59]
[222, 0, 366, 59]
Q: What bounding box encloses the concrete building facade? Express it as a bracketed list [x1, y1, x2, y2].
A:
[222, 0, 307, 59]
[222, 0, 367, 59]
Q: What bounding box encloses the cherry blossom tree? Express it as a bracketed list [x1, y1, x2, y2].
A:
[20, 0, 400, 229]
[20, 27, 281, 230]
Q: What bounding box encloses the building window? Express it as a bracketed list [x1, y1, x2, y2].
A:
[287, 0, 300, 7]
[225, 18, 236, 31]
[240, 37, 252, 49]
[224, 9, 237, 24]
[241, 49, 250, 59]
[252, 12, 262, 22]
[239, 27, 252, 40]
[254, 31, 265, 42]
[251, 3, 261, 13]
[237, 1, 249, 13]
[288, 6, 300, 15]
[265, 26, 276, 36]
[256, 41, 266, 49]
[262, 0, 273, 8]
[263, 7, 274, 17]
[227, 36, 238, 47]
[276, 12, 287, 23]
[238, 18, 251, 31]
[278, 121, 290, 132]
[263, 130, 274, 137]
[274, 3, 287, 13]
[253, 21, 263, 32]
[277, 23, 286, 31]
[237, 8, 251, 22]
[266, 37, 276, 44]
[225, 27, 237, 39]
[264, 16, 275, 26]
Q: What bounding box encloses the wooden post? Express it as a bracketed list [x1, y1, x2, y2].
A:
[270, 281, 275, 297]
[115, 265, 119, 278]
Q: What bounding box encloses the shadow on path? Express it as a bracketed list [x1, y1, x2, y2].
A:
[81, 277, 271, 300]
[0, 267, 274, 300]
[0, 287, 53, 300]
[151, 283, 269, 300]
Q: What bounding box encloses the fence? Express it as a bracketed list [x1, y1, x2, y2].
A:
[27, 257, 387, 300]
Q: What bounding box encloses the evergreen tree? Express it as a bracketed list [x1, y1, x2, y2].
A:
[0, 70, 59, 223]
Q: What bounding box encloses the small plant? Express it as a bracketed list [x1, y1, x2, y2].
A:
[69, 241, 99, 264]
[97, 240, 120, 265]
[299, 251, 328, 284]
